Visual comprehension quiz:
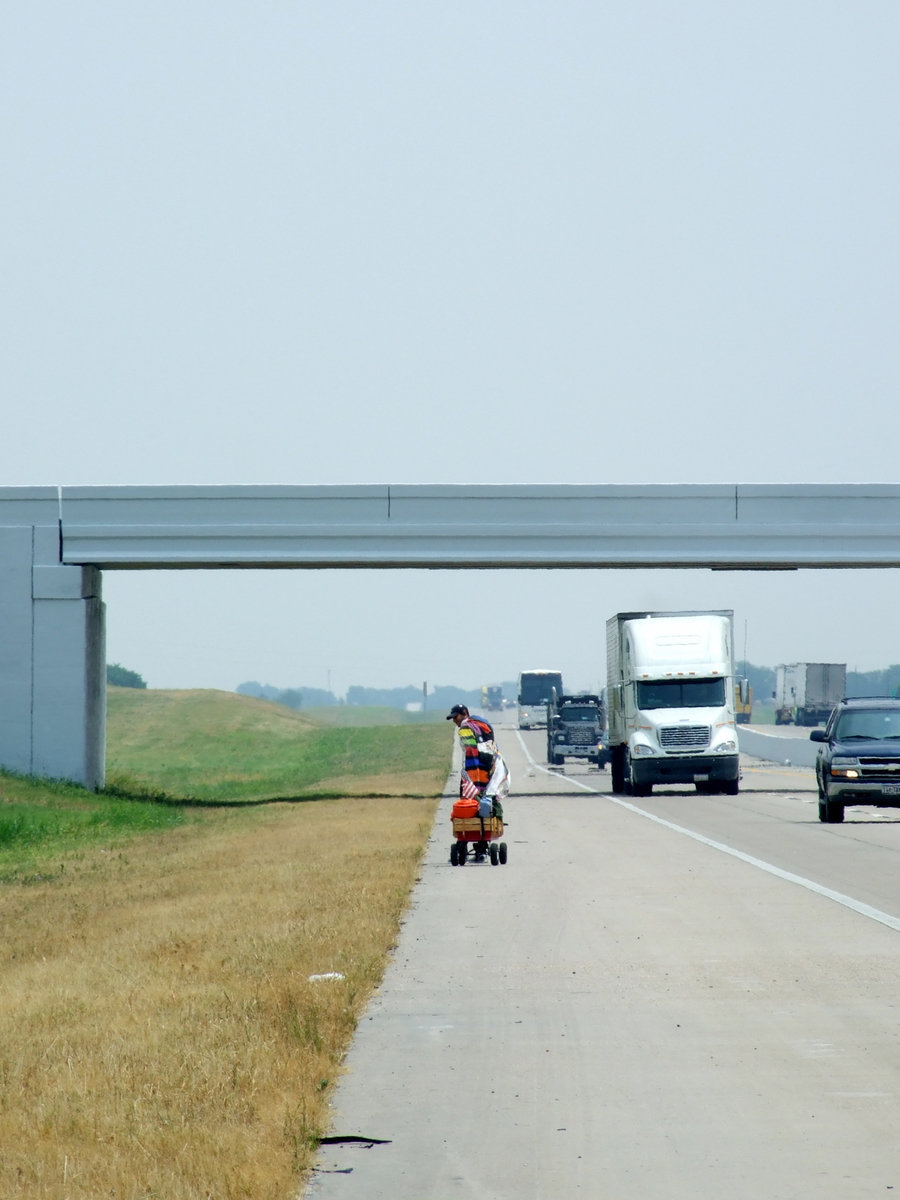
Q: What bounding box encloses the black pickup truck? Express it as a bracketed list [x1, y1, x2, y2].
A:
[811, 696, 900, 823]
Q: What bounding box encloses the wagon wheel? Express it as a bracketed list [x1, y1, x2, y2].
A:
[498, 842, 508, 865]
[457, 843, 467, 864]
[489, 843, 499, 866]
[450, 842, 458, 866]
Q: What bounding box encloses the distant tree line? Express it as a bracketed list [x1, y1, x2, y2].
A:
[735, 662, 775, 702]
[236, 681, 484, 711]
[107, 663, 147, 688]
[236, 682, 338, 708]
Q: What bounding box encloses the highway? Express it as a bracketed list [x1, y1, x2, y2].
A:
[305, 719, 900, 1200]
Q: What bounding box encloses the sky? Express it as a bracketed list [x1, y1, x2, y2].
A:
[3, 2, 899, 697]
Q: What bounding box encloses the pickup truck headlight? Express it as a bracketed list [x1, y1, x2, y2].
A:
[831, 756, 860, 778]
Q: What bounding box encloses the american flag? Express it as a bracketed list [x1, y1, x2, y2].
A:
[459, 771, 480, 800]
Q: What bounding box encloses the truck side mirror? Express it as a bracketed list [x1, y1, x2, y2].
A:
[809, 729, 827, 742]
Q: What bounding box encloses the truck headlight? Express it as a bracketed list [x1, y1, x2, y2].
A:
[831, 756, 860, 778]
[632, 744, 655, 757]
[715, 739, 737, 754]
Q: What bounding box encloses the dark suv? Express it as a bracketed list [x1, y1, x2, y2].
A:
[811, 697, 900, 823]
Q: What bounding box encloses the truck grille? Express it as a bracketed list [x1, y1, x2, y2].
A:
[659, 725, 710, 751]
[567, 728, 594, 745]
[858, 757, 900, 781]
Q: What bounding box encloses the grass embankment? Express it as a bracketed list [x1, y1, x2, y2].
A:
[0, 689, 452, 1199]
[106, 688, 448, 802]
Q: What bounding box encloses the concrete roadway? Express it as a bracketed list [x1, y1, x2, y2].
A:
[304, 719, 900, 1200]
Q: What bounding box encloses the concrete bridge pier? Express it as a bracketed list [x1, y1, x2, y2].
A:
[1, 491, 106, 791]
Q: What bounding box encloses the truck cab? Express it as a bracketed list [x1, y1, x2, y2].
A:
[606, 611, 740, 797]
[547, 693, 609, 768]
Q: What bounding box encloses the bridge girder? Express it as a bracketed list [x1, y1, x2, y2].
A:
[3, 483, 899, 788]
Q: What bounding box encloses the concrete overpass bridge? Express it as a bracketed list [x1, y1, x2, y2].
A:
[3, 483, 900, 788]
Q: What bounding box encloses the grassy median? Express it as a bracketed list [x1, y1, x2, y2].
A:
[0, 689, 450, 1199]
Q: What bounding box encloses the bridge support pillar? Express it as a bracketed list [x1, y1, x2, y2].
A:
[1, 493, 105, 790]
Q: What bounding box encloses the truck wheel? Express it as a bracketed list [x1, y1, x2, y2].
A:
[611, 747, 626, 794]
[823, 795, 845, 823]
[722, 778, 739, 796]
[625, 755, 650, 796]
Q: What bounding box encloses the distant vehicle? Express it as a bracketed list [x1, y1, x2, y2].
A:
[517, 669, 564, 729]
[481, 685, 504, 712]
[547, 691, 609, 767]
[734, 678, 753, 724]
[811, 696, 900, 823]
[606, 610, 740, 796]
[774, 663, 846, 726]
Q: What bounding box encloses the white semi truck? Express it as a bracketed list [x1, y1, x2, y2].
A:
[774, 662, 846, 726]
[606, 610, 740, 796]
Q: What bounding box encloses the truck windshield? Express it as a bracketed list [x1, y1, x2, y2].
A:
[636, 678, 726, 710]
[519, 674, 563, 703]
[835, 711, 900, 740]
[560, 707, 599, 722]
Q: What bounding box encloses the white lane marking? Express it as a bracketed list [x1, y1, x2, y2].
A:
[608, 794, 900, 934]
[514, 729, 596, 792]
[515, 728, 900, 934]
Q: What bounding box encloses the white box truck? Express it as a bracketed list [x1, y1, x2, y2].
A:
[774, 662, 846, 726]
[606, 610, 740, 796]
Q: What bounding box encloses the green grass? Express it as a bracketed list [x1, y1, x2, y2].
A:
[0, 771, 186, 881]
[105, 688, 452, 802]
[0, 688, 454, 879]
[0, 688, 452, 1196]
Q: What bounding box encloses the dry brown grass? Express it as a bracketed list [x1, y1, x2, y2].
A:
[0, 794, 438, 1199]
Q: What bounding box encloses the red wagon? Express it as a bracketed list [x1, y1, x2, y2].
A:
[450, 812, 508, 866]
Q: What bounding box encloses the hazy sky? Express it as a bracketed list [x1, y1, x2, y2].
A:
[4, 3, 899, 696]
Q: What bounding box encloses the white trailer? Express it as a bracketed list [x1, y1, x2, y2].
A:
[774, 662, 846, 726]
[606, 610, 740, 796]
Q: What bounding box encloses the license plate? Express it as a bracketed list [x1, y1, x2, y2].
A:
[883, 784, 900, 796]
[694, 773, 709, 782]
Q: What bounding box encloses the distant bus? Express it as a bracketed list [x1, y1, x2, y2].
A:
[517, 669, 564, 729]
